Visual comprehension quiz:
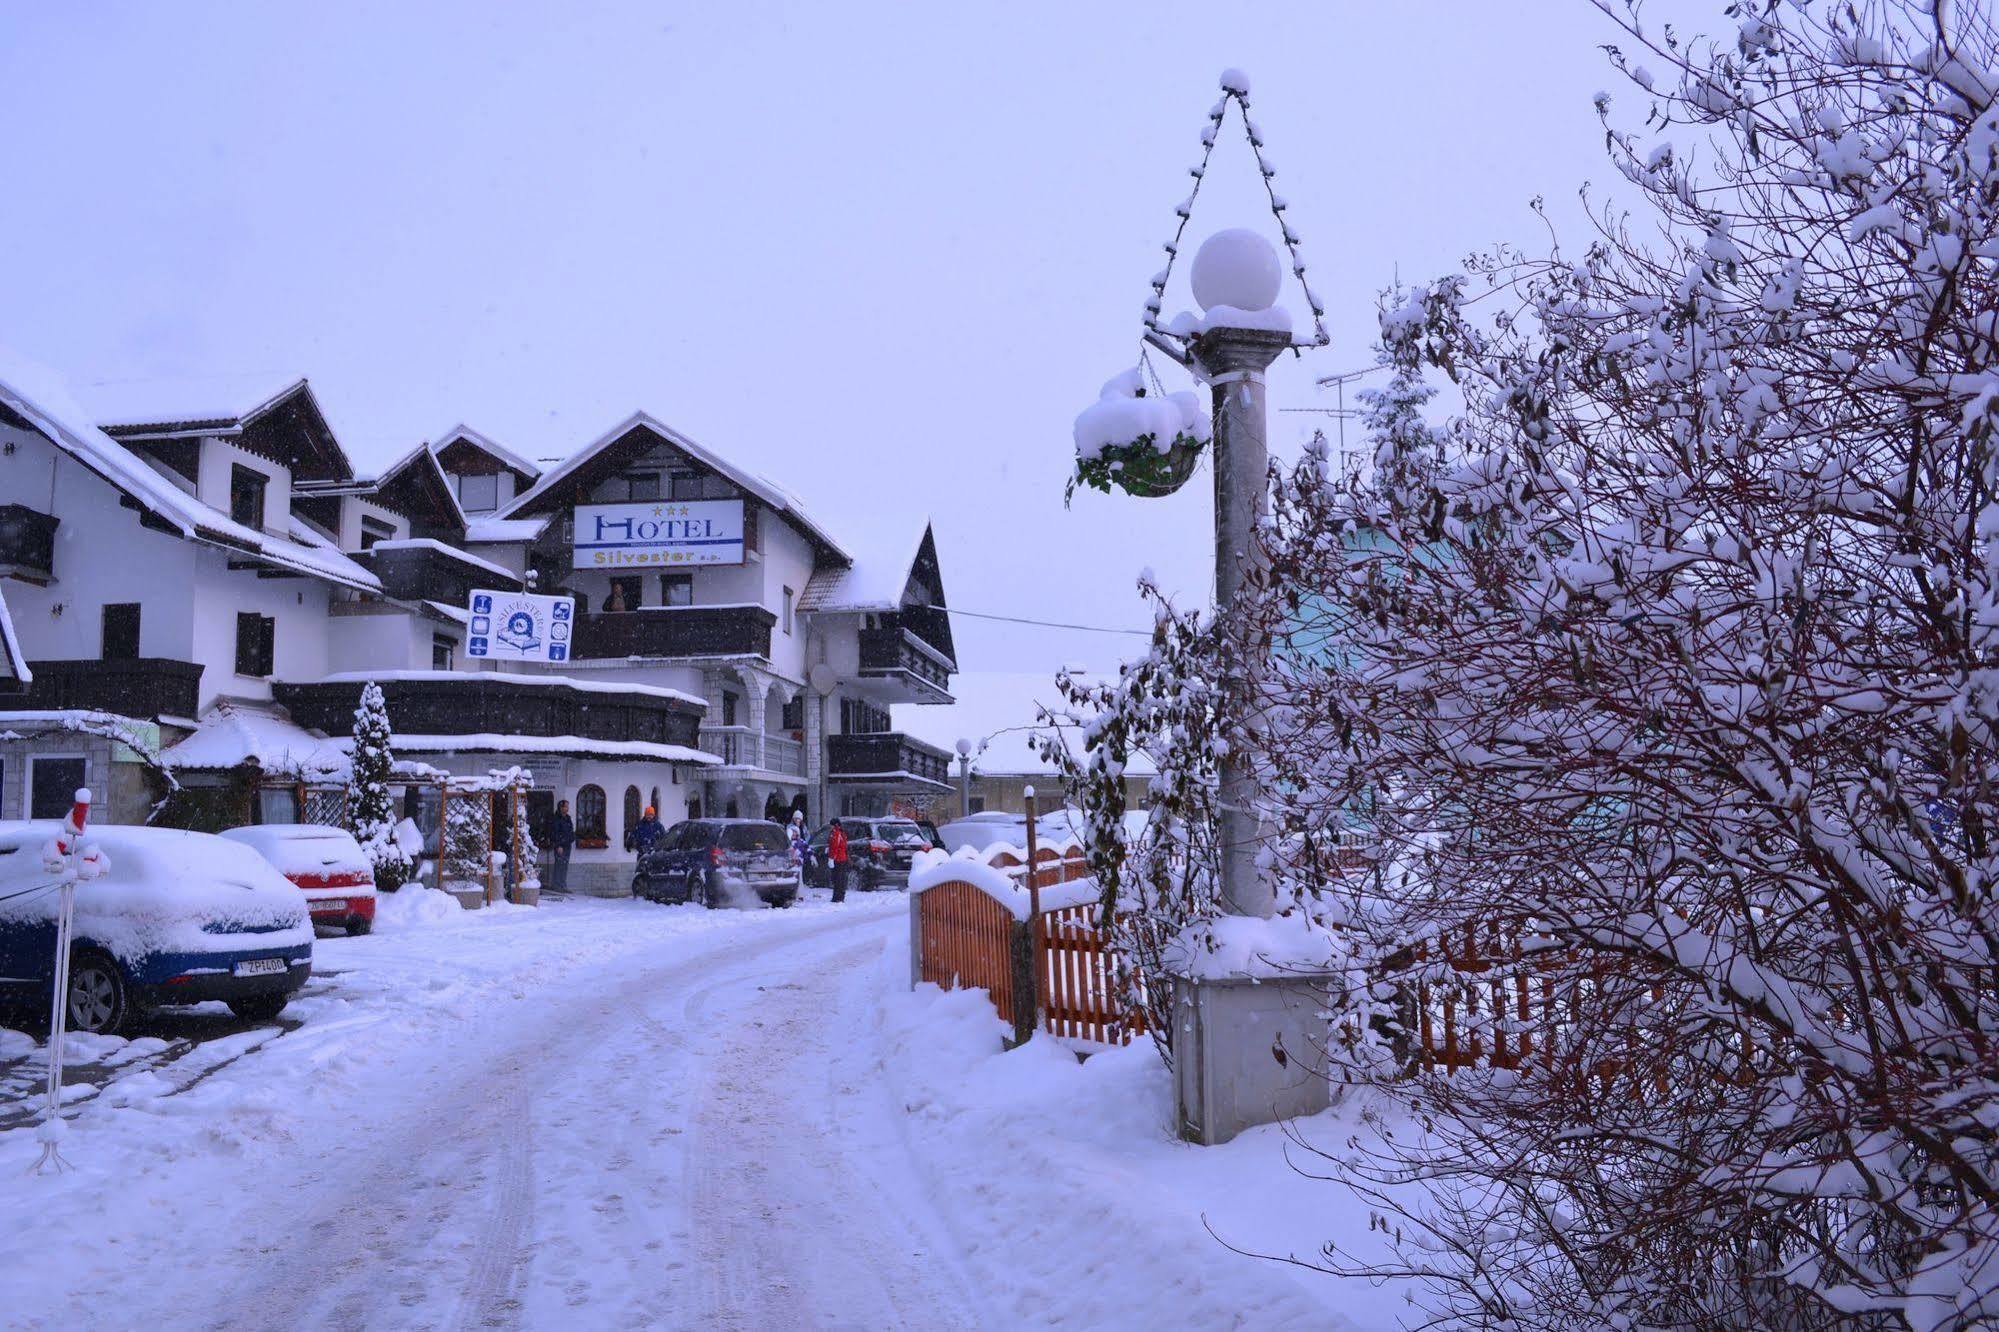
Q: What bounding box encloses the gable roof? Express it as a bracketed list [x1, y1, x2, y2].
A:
[797, 518, 937, 615]
[431, 424, 541, 483]
[0, 585, 29, 686]
[90, 377, 354, 484]
[500, 411, 851, 561]
[0, 352, 380, 594]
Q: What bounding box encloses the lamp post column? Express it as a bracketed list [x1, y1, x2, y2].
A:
[1191, 325, 1290, 919]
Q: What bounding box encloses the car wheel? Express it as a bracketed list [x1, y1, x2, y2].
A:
[227, 993, 289, 1022]
[65, 950, 129, 1036]
[631, 875, 643, 899]
[346, 918, 372, 936]
[685, 871, 706, 907]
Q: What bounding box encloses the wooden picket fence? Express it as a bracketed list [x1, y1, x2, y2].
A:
[912, 836, 1143, 1047]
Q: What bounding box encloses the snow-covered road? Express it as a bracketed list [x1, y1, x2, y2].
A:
[3, 891, 1395, 1330]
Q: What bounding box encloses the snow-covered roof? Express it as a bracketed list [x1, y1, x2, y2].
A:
[76, 372, 311, 432]
[334, 732, 721, 767]
[160, 701, 344, 778]
[0, 350, 382, 595]
[308, 669, 707, 710]
[892, 670, 1159, 779]
[431, 424, 541, 481]
[797, 517, 933, 614]
[464, 515, 549, 544]
[0, 585, 29, 686]
[501, 410, 851, 561]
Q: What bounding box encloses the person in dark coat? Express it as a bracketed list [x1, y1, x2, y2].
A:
[632, 805, 666, 856]
[828, 819, 850, 903]
[549, 800, 575, 893]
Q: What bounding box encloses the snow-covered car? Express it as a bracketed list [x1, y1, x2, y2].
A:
[0, 823, 313, 1035]
[221, 824, 378, 935]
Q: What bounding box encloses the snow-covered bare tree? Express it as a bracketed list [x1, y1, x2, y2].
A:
[1229, 1, 1999, 1326]
[346, 682, 412, 893]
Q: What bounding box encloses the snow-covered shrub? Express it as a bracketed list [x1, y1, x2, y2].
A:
[441, 792, 491, 894]
[1220, 3, 1999, 1327]
[1068, 369, 1212, 501]
[346, 683, 412, 893]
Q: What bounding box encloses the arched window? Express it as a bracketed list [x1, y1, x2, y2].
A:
[624, 785, 642, 836]
[575, 785, 607, 843]
[651, 786, 663, 814]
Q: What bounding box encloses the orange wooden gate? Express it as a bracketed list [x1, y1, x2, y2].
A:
[917, 879, 1019, 1024]
[1035, 902, 1141, 1045]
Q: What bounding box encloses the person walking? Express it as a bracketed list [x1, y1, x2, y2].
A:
[632, 805, 665, 856]
[827, 818, 849, 903]
[788, 809, 809, 866]
[549, 799, 575, 893]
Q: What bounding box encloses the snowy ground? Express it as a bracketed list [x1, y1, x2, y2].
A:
[1, 888, 1413, 1330]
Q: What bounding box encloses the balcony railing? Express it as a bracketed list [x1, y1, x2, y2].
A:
[572, 605, 775, 661]
[827, 731, 953, 789]
[0, 504, 59, 579]
[348, 540, 514, 606]
[857, 627, 953, 702]
[698, 725, 806, 777]
[1, 657, 202, 722]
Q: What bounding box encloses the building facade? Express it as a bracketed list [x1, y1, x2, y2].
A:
[0, 364, 957, 896]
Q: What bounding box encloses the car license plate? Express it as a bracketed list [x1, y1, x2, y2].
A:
[234, 958, 286, 977]
[310, 898, 347, 913]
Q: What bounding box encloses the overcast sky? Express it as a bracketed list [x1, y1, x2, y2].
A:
[0, 2, 1695, 675]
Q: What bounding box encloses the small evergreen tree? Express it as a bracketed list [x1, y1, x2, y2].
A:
[346, 682, 412, 892]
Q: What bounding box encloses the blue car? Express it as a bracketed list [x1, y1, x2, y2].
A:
[633, 819, 799, 908]
[0, 823, 314, 1035]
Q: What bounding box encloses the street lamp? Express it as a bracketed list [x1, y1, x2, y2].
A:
[955, 736, 974, 819]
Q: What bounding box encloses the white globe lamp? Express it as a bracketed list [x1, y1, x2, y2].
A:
[1190, 228, 1282, 313]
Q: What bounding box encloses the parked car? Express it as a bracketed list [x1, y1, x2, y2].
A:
[221, 824, 378, 935]
[0, 823, 313, 1035]
[801, 817, 932, 890]
[633, 819, 799, 908]
[935, 806, 1097, 854]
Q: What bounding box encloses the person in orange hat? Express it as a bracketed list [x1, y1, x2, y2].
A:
[632, 803, 665, 855]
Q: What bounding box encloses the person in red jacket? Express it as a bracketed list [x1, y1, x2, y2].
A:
[827, 819, 849, 903]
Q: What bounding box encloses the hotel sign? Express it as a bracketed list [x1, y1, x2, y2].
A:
[571, 500, 745, 569]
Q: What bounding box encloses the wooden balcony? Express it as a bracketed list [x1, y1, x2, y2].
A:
[1, 657, 202, 722]
[858, 626, 954, 703]
[571, 605, 774, 661]
[827, 731, 953, 789]
[0, 504, 59, 581]
[348, 540, 520, 606]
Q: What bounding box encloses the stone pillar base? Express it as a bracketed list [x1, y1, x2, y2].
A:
[1171, 972, 1333, 1145]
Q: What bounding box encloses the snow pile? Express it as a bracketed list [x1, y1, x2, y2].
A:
[873, 941, 1411, 1328]
[1072, 369, 1210, 461]
[374, 884, 476, 930]
[1161, 907, 1338, 979]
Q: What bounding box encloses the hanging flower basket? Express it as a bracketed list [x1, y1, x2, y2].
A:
[1069, 370, 1213, 503]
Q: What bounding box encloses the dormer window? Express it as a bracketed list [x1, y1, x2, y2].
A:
[668, 470, 702, 500]
[457, 472, 500, 514]
[230, 465, 268, 529]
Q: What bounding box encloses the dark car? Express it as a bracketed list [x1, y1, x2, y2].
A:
[632, 819, 799, 908]
[801, 818, 932, 891]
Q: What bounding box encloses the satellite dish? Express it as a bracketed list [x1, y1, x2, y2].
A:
[809, 663, 838, 697]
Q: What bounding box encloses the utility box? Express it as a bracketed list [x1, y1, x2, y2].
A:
[1172, 972, 1333, 1145]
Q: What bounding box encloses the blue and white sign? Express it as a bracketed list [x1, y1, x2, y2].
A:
[571, 500, 745, 570]
[466, 589, 575, 663]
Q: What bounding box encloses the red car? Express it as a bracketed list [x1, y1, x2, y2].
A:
[221, 825, 378, 935]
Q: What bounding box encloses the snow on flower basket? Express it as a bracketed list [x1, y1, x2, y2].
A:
[1068, 369, 1213, 502]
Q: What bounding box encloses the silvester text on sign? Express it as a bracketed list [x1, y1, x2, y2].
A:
[466, 589, 576, 663]
[571, 500, 745, 569]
